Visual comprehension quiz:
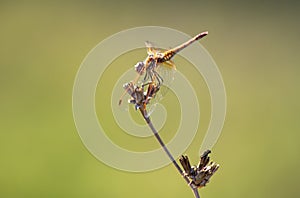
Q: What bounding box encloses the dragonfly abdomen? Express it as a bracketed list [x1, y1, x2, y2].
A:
[157, 51, 176, 63]
[158, 31, 208, 63]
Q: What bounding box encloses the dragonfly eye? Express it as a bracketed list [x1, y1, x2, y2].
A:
[134, 61, 145, 74]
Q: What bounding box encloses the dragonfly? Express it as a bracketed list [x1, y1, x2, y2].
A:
[119, 31, 208, 106]
[179, 150, 219, 189]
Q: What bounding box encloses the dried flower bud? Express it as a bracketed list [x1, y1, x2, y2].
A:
[179, 150, 219, 188]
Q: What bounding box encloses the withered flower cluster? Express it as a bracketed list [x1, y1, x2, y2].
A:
[180, 150, 219, 189]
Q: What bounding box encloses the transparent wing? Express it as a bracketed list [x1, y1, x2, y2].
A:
[145, 41, 159, 55]
[145, 61, 176, 116]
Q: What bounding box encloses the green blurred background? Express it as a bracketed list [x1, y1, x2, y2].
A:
[1, 0, 299, 197]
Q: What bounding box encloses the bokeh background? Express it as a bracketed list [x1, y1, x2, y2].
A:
[1, 0, 299, 197]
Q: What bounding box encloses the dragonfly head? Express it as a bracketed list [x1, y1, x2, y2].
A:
[134, 61, 145, 74]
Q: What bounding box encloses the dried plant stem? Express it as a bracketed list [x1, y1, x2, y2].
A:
[192, 188, 200, 198]
[140, 110, 200, 198]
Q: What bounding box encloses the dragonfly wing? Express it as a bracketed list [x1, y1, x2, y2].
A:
[155, 61, 176, 95]
[145, 41, 161, 55]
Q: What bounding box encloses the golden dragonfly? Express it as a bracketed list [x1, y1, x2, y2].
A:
[119, 31, 208, 106]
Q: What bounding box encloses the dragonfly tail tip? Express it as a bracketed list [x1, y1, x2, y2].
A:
[202, 31, 208, 36]
[195, 31, 208, 41]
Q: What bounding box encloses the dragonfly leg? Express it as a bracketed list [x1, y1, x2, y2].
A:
[153, 70, 164, 86]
